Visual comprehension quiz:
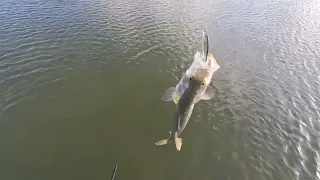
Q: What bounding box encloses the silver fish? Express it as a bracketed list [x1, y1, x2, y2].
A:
[161, 32, 220, 104]
[155, 68, 211, 151]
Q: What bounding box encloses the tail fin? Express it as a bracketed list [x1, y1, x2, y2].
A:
[155, 139, 169, 146]
[155, 132, 183, 151]
[155, 131, 171, 146]
[174, 132, 183, 151]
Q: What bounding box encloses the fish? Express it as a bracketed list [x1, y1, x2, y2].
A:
[161, 32, 220, 104]
[155, 68, 212, 151]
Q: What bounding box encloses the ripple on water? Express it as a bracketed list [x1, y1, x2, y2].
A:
[1, 0, 320, 179]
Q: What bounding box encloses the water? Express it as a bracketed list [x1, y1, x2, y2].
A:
[1, 0, 320, 179]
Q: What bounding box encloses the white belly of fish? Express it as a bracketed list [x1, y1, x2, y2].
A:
[171, 51, 220, 104]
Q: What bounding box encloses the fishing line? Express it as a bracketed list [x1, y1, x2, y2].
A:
[201, 1, 215, 62]
[201, 31, 209, 61]
[111, 164, 118, 180]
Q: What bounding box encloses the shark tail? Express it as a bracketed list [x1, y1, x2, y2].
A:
[155, 132, 183, 151]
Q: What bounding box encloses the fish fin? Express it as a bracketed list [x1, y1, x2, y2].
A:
[173, 94, 180, 104]
[155, 131, 171, 146]
[174, 133, 183, 151]
[201, 86, 214, 100]
[155, 139, 169, 146]
[161, 87, 176, 101]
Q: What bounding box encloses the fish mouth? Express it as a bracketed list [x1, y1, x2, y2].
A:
[194, 68, 210, 82]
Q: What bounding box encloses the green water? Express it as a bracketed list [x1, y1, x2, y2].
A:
[1, 0, 320, 179]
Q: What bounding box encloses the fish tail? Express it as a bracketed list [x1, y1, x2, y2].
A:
[155, 131, 172, 146]
[174, 132, 183, 151]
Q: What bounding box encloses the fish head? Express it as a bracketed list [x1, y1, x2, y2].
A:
[188, 68, 210, 95]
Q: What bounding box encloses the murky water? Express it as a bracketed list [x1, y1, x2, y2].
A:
[1, 0, 320, 179]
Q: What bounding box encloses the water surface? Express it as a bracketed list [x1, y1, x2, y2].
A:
[1, 0, 320, 179]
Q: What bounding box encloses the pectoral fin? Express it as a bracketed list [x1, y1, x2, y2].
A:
[161, 87, 176, 101]
[201, 86, 214, 100]
[173, 95, 180, 104]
